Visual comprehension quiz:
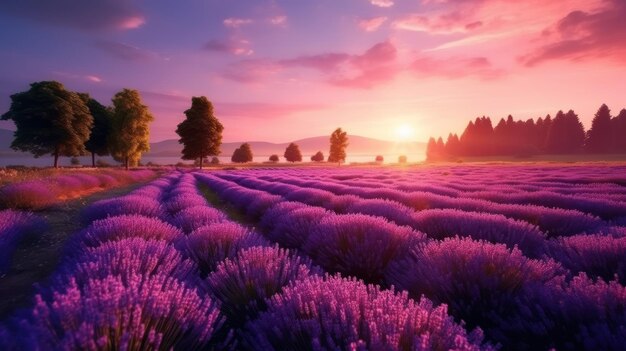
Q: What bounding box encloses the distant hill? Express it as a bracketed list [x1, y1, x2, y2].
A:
[0, 128, 426, 158]
[148, 135, 426, 157]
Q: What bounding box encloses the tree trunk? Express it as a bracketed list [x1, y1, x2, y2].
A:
[199, 157, 203, 169]
[92, 152, 96, 167]
[53, 150, 59, 168]
[125, 157, 129, 170]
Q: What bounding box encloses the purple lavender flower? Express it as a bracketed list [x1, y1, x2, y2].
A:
[304, 213, 426, 284]
[164, 193, 208, 214]
[26, 274, 223, 350]
[180, 222, 269, 275]
[258, 201, 308, 231]
[242, 274, 492, 351]
[268, 206, 332, 249]
[81, 195, 165, 224]
[0, 210, 47, 272]
[57, 238, 200, 288]
[207, 246, 317, 328]
[170, 205, 227, 234]
[386, 237, 564, 346]
[69, 215, 183, 252]
[547, 233, 626, 284]
[412, 208, 548, 257]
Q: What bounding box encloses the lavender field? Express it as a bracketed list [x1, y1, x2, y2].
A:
[1, 164, 625, 350]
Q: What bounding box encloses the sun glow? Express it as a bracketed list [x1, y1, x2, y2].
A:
[394, 123, 416, 142]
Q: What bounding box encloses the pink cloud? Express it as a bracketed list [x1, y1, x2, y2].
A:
[204, 39, 253, 56]
[521, 0, 626, 66]
[219, 102, 328, 119]
[280, 53, 351, 72]
[0, 0, 144, 31]
[410, 56, 503, 79]
[223, 17, 253, 28]
[222, 41, 400, 89]
[221, 59, 282, 83]
[370, 0, 394, 8]
[95, 40, 161, 61]
[269, 15, 287, 26]
[393, 12, 481, 34]
[359, 17, 388, 32]
[52, 71, 104, 83]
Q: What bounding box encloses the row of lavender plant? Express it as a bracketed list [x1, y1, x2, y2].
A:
[216, 173, 548, 258]
[250, 172, 608, 237]
[173, 173, 488, 350]
[0, 210, 47, 273]
[0, 169, 156, 210]
[197, 171, 626, 350]
[0, 173, 227, 350]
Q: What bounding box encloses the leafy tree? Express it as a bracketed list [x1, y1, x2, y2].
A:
[176, 96, 224, 169]
[375, 155, 384, 163]
[545, 110, 585, 154]
[328, 128, 348, 164]
[284, 143, 302, 162]
[210, 156, 220, 165]
[613, 109, 626, 152]
[231, 143, 253, 163]
[311, 151, 324, 162]
[398, 155, 407, 163]
[585, 104, 613, 153]
[1, 81, 93, 168]
[269, 154, 279, 162]
[109, 89, 154, 170]
[79, 94, 111, 167]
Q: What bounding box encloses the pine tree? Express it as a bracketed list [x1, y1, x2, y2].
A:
[612, 109, 626, 152]
[328, 128, 348, 164]
[176, 96, 224, 169]
[109, 89, 154, 170]
[1, 81, 93, 168]
[545, 110, 585, 154]
[284, 142, 303, 162]
[585, 104, 613, 153]
[426, 137, 438, 161]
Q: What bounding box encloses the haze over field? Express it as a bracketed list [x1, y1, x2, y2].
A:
[1, 0, 625, 144]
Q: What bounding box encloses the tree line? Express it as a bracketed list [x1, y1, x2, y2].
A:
[178, 97, 350, 167]
[2, 81, 153, 169]
[2, 81, 351, 168]
[426, 104, 626, 161]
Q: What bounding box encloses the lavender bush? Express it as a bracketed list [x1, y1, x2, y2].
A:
[242, 274, 492, 351]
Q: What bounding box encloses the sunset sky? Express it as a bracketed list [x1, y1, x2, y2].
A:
[1, 0, 625, 143]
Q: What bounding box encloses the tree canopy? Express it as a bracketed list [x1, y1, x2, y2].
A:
[1, 81, 93, 167]
[328, 128, 348, 164]
[108, 89, 154, 169]
[284, 142, 302, 162]
[176, 96, 224, 169]
[311, 151, 324, 162]
[231, 143, 253, 163]
[80, 93, 111, 167]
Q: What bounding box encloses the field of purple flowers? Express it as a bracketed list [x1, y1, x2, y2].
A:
[1, 164, 625, 350]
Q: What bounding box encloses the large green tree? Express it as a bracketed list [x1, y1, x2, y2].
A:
[79, 93, 111, 167]
[328, 128, 348, 165]
[231, 143, 253, 163]
[176, 96, 224, 169]
[585, 104, 613, 153]
[284, 142, 302, 162]
[109, 89, 154, 170]
[1, 81, 93, 168]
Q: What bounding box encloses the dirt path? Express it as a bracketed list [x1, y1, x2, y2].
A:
[0, 180, 152, 319]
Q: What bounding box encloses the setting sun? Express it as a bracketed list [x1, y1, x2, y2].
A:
[394, 124, 416, 142]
